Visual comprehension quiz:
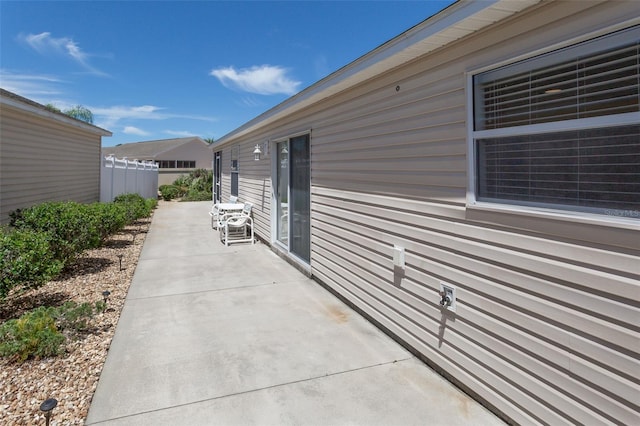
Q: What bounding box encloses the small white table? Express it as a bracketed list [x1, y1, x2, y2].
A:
[215, 203, 245, 214]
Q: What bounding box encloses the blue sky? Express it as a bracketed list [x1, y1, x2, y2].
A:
[1, 1, 453, 147]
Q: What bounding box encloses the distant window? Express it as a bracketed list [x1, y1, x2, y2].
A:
[176, 160, 196, 168]
[472, 27, 640, 217]
[155, 160, 196, 168]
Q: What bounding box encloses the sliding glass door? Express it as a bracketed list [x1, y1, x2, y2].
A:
[213, 151, 221, 203]
[276, 142, 289, 244]
[275, 134, 310, 263]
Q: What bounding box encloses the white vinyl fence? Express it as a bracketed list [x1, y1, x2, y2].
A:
[100, 155, 159, 202]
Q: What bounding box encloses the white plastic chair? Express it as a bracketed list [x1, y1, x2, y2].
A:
[219, 202, 254, 246]
[209, 204, 220, 229]
[209, 196, 240, 229]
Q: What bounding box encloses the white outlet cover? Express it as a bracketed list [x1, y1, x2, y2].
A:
[393, 245, 405, 268]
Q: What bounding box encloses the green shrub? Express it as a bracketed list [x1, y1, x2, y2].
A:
[11, 202, 98, 264]
[53, 301, 94, 334]
[0, 228, 63, 299]
[169, 169, 212, 202]
[87, 202, 127, 244]
[159, 185, 181, 201]
[182, 190, 213, 202]
[0, 307, 65, 361]
[113, 193, 152, 221]
[145, 197, 158, 212]
[94, 300, 107, 314]
[0, 300, 104, 361]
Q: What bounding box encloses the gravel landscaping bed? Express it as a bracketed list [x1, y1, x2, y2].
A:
[0, 215, 152, 425]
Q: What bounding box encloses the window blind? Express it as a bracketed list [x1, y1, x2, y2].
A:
[475, 39, 639, 131]
[477, 124, 640, 212]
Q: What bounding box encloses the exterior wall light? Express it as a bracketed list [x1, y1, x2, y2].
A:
[253, 144, 262, 161]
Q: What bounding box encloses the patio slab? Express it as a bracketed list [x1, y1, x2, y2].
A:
[86, 201, 506, 425]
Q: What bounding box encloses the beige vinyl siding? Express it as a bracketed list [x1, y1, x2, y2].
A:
[214, 1, 640, 424]
[1, 106, 102, 224]
[219, 140, 273, 239]
[309, 2, 639, 424]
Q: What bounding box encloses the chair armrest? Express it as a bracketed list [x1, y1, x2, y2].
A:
[218, 211, 245, 221]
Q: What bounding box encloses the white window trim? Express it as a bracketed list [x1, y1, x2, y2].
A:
[466, 25, 640, 229]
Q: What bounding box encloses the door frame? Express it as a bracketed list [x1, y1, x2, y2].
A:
[271, 132, 311, 267]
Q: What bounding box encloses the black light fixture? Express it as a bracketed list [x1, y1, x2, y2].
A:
[39, 398, 57, 426]
[102, 290, 111, 304]
[117, 253, 124, 271]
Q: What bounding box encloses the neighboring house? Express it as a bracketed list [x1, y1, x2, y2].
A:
[211, 1, 639, 425]
[0, 88, 112, 225]
[102, 137, 212, 186]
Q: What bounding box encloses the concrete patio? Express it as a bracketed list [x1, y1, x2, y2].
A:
[85, 201, 506, 425]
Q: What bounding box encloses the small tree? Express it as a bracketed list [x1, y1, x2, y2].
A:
[64, 105, 94, 124]
[44, 104, 62, 113]
[204, 137, 215, 145]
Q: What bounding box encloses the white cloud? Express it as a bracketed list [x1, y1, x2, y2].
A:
[0, 69, 65, 98]
[20, 32, 109, 77]
[123, 126, 150, 136]
[210, 65, 301, 95]
[92, 105, 217, 132]
[164, 130, 196, 137]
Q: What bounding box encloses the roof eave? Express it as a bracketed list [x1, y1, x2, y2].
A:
[0, 90, 112, 137]
[213, 0, 540, 148]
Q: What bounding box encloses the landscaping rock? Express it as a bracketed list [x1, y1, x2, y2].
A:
[0, 216, 151, 425]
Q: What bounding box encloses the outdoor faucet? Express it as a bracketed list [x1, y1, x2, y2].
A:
[439, 291, 452, 307]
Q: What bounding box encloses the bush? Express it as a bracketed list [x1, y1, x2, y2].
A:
[0, 307, 65, 361]
[145, 197, 158, 212]
[0, 301, 103, 361]
[3, 197, 155, 298]
[0, 228, 63, 299]
[159, 185, 182, 201]
[113, 193, 154, 221]
[53, 301, 94, 334]
[168, 169, 213, 202]
[182, 190, 213, 202]
[11, 202, 98, 265]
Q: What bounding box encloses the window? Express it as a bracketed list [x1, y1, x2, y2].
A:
[472, 27, 640, 217]
[230, 146, 239, 197]
[176, 160, 196, 168]
[155, 160, 196, 168]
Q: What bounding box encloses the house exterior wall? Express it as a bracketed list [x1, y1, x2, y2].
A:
[214, 2, 639, 424]
[156, 139, 212, 186]
[218, 142, 273, 233]
[0, 103, 104, 225]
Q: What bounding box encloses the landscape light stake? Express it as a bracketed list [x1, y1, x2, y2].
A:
[39, 398, 57, 426]
[117, 253, 124, 271]
[102, 290, 111, 305]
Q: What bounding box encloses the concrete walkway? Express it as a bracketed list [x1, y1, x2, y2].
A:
[86, 201, 505, 426]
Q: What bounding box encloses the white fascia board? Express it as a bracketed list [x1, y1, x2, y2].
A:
[0, 93, 112, 137]
[213, 0, 540, 148]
